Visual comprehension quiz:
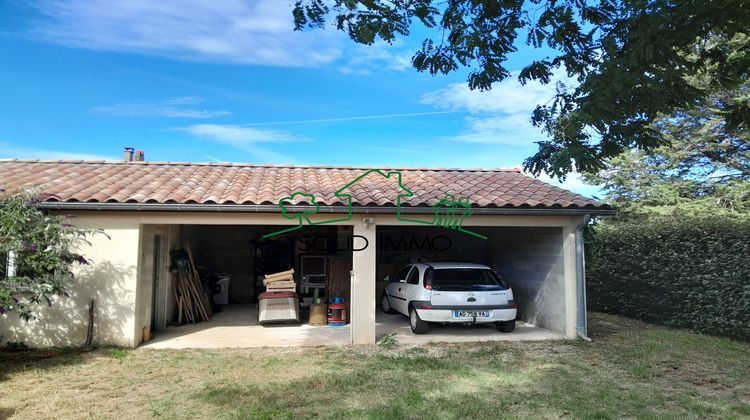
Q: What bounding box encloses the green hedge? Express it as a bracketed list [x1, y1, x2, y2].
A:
[586, 213, 750, 341]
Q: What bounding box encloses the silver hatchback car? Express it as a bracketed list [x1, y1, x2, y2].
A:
[382, 262, 517, 334]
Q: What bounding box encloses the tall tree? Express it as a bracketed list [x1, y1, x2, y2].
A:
[583, 84, 750, 213]
[294, 1, 750, 178]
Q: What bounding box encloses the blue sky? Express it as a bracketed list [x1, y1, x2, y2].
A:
[0, 0, 599, 197]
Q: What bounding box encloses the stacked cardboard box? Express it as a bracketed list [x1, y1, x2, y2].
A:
[263, 269, 297, 292]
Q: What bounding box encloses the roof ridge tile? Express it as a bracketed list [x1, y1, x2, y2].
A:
[0, 159, 521, 172]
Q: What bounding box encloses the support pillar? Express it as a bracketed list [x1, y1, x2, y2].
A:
[562, 222, 579, 338]
[351, 220, 377, 344]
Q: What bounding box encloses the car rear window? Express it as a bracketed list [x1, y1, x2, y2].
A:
[429, 268, 509, 291]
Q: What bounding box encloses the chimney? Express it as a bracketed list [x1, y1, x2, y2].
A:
[123, 147, 134, 162]
[134, 150, 145, 162]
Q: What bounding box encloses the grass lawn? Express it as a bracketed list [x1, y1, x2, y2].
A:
[1, 313, 748, 419]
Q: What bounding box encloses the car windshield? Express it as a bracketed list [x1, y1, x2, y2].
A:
[430, 268, 506, 291]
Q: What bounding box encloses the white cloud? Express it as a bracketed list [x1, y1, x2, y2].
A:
[420, 69, 573, 145]
[420, 74, 557, 115]
[93, 97, 230, 119]
[339, 41, 414, 75]
[0, 142, 117, 161]
[241, 110, 459, 127]
[25, 1, 419, 74]
[182, 124, 299, 143]
[30, 0, 342, 67]
[180, 124, 301, 164]
[450, 114, 542, 146]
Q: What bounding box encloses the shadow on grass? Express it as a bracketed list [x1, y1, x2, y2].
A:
[3, 313, 748, 419]
[184, 346, 689, 419]
[181, 320, 750, 419]
[0, 346, 128, 381]
[586, 312, 653, 340]
[190, 353, 475, 418]
[0, 407, 16, 418]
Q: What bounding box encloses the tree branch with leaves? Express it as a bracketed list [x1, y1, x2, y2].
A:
[294, 0, 750, 178]
[0, 192, 107, 321]
[583, 82, 750, 214]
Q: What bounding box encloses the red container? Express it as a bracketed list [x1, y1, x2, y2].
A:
[327, 302, 348, 325]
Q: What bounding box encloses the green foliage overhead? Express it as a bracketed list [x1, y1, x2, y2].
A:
[586, 213, 750, 341]
[293, 0, 750, 178]
[584, 83, 750, 214]
[0, 193, 103, 321]
[583, 82, 749, 340]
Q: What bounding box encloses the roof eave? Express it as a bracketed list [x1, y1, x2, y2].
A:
[37, 201, 616, 216]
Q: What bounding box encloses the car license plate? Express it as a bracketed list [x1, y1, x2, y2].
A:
[453, 310, 490, 318]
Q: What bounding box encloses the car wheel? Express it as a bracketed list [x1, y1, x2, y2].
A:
[496, 320, 516, 333]
[381, 292, 397, 314]
[409, 306, 429, 334]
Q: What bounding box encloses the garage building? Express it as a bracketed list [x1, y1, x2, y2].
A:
[0, 160, 613, 346]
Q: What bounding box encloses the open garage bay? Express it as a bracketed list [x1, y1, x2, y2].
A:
[142, 304, 562, 349]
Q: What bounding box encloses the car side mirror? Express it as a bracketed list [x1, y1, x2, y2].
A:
[383, 275, 391, 283]
[398, 278, 406, 283]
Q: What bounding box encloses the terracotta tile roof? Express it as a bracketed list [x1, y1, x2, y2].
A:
[0, 160, 608, 210]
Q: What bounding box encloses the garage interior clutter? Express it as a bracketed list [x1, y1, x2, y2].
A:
[151, 223, 565, 340]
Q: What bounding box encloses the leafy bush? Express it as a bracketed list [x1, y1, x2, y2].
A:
[0, 192, 104, 321]
[377, 333, 399, 349]
[586, 212, 750, 341]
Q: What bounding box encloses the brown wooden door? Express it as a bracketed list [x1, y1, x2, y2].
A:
[326, 257, 352, 304]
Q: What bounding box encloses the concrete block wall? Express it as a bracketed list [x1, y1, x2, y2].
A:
[374, 225, 487, 293]
[374, 225, 568, 335]
[485, 227, 566, 334]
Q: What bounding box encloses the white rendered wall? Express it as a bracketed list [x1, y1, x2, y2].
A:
[0, 215, 141, 347]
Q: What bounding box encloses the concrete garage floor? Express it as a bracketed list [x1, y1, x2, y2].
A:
[141, 304, 563, 349]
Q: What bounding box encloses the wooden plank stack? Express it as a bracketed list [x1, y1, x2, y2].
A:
[263, 269, 297, 292]
[171, 241, 213, 324]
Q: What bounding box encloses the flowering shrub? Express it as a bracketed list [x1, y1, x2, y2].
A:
[0, 193, 104, 321]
